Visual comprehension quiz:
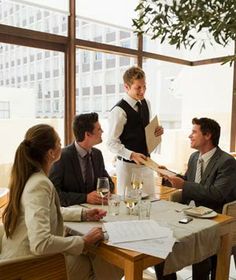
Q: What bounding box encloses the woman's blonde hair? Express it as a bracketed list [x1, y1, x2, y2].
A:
[3, 124, 58, 238]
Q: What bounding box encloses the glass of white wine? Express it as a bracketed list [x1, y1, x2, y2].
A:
[96, 177, 110, 208]
[124, 185, 140, 215]
[131, 169, 143, 197]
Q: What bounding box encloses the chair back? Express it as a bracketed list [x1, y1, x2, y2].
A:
[0, 188, 9, 221]
[0, 253, 68, 280]
[0, 222, 68, 279]
[222, 201, 236, 247]
[0, 223, 4, 253]
[169, 190, 183, 203]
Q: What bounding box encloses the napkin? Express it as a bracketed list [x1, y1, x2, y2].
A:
[184, 206, 213, 217]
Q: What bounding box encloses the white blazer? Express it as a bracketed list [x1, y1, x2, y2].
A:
[1, 171, 84, 259]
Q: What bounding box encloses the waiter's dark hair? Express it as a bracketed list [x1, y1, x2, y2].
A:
[192, 117, 221, 146]
[73, 113, 98, 142]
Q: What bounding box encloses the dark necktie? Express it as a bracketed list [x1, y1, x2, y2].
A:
[84, 153, 94, 191]
[136, 101, 145, 127]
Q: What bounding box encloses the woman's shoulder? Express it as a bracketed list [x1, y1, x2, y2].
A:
[24, 171, 54, 193]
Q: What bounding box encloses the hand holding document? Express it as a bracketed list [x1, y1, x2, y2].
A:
[145, 115, 162, 154]
[139, 157, 176, 177]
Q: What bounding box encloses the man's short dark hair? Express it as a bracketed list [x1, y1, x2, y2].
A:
[73, 113, 98, 142]
[192, 117, 221, 147]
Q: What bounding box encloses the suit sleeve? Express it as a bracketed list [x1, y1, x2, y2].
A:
[182, 157, 236, 205]
[49, 157, 87, 206]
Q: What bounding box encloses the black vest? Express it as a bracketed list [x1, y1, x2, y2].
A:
[115, 99, 149, 156]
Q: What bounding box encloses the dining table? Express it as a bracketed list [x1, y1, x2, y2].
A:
[65, 188, 235, 280]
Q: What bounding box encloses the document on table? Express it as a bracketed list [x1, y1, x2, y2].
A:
[145, 115, 161, 154]
[104, 220, 176, 258]
[104, 220, 170, 244]
[114, 232, 176, 259]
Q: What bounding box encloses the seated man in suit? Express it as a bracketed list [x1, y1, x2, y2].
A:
[155, 117, 236, 280]
[49, 112, 114, 206]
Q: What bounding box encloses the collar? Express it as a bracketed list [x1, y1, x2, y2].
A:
[74, 141, 92, 158]
[199, 147, 217, 163]
[123, 94, 140, 109]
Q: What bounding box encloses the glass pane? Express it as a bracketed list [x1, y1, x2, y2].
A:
[76, 48, 136, 166]
[0, 43, 65, 187]
[143, 59, 233, 173]
[76, 0, 138, 49]
[0, 0, 68, 35]
[144, 34, 235, 60]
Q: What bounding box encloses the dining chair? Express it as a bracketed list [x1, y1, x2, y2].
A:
[222, 201, 236, 267]
[0, 224, 68, 280]
[168, 189, 183, 203]
[0, 188, 9, 220]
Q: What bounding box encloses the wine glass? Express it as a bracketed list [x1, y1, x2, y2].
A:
[124, 185, 140, 215]
[131, 169, 143, 197]
[96, 177, 110, 208]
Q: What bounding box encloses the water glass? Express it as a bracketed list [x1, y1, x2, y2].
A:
[138, 200, 151, 220]
[108, 194, 121, 216]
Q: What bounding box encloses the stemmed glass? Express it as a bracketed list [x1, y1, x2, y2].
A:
[131, 169, 143, 197]
[124, 185, 140, 215]
[96, 177, 110, 208]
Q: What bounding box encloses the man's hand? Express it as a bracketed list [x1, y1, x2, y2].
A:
[86, 191, 108, 205]
[130, 152, 147, 165]
[166, 176, 184, 189]
[85, 208, 107, 221]
[154, 126, 164, 137]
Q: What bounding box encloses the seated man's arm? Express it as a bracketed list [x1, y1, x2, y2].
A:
[183, 156, 236, 207]
[49, 158, 87, 207]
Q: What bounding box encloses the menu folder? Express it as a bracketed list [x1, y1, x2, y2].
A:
[139, 157, 176, 177]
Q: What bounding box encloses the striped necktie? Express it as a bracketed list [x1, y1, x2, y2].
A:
[195, 157, 203, 183]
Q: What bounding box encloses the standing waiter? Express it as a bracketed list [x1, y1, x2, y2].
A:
[107, 66, 163, 195]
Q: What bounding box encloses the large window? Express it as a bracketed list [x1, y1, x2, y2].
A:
[143, 33, 235, 60]
[0, 0, 68, 35]
[76, 48, 136, 165]
[0, 0, 235, 187]
[0, 43, 64, 187]
[76, 0, 138, 49]
[144, 59, 233, 173]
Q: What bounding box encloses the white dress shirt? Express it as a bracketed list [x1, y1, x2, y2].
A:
[107, 94, 151, 160]
[198, 147, 217, 173]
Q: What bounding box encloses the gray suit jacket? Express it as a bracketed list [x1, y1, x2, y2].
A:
[182, 147, 236, 212]
[49, 143, 114, 206]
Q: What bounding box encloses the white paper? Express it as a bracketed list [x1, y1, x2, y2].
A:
[114, 233, 176, 259]
[145, 115, 161, 154]
[103, 220, 169, 244]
